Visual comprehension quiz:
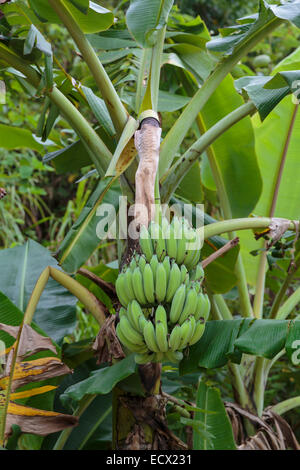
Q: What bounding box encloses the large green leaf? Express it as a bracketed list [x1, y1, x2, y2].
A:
[180, 319, 300, 375]
[170, 43, 215, 82]
[60, 394, 112, 450]
[0, 124, 44, 152]
[239, 49, 300, 286]
[0, 292, 25, 348]
[193, 381, 236, 450]
[29, 0, 114, 34]
[198, 75, 262, 218]
[0, 240, 77, 344]
[57, 180, 121, 273]
[43, 140, 92, 174]
[126, 0, 174, 47]
[61, 355, 136, 402]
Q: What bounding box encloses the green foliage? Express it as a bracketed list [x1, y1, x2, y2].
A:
[1, 0, 300, 451]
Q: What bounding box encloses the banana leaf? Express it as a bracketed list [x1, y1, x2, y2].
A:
[180, 319, 300, 375]
[57, 179, 121, 274]
[0, 240, 77, 344]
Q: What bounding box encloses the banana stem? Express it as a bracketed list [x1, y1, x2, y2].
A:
[271, 396, 300, 416]
[203, 218, 295, 240]
[53, 394, 96, 450]
[253, 357, 266, 417]
[160, 101, 256, 202]
[276, 286, 300, 320]
[49, 268, 107, 326]
[23, 267, 50, 325]
[213, 295, 233, 320]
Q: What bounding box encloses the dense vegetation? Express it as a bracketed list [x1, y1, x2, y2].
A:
[1, 0, 300, 451]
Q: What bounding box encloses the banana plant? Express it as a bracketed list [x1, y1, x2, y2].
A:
[1, 0, 300, 450]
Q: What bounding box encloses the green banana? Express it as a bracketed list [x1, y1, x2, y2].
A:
[180, 264, 189, 284]
[132, 267, 147, 305]
[134, 352, 155, 364]
[189, 320, 205, 346]
[154, 223, 166, 261]
[116, 323, 148, 353]
[183, 248, 197, 270]
[155, 262, 167, 303]
[174, 218, 186, 264]
[189, 314, 196, 339]
[166, 222, 177, 260]
[162, 256, 171, 283]
[154, 352, 165, 363]
[115, 273, 130, 307]
[139, 224, 153, 262]
[129, 256, 137, 272]
[202, 294, 211, 321]
[118, 307, 127, 319]
[138, 254, 147, 274]
[178, 287, 198, 324]
[155, 305, 168, 330]
[195, 293, 211, 321]
[194, 264, 204, 282]
[150, 255, 159, 282]
[169, 284, 186, 324]
[165, 350, 183, 363]
[143, 320, 160, 353]
[165, 262, 181, 303]
[168, 324, 182, 351]
[143, 263, 155, 304]
[155, 321, 169, 352]
[139, 313, 148, 333]
[178, 318, 193, 349]
[129, 300, 144, 331]
[124, 268, 136, 301]
[119, 316, 145, 345]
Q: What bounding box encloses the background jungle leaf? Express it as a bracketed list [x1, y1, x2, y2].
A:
[81, 86, 116, 137]
[126, 0, 174, 47]
[0, 239, 77, 344]
[193, 380, 236, 450]
[43, 140, 92, 174]
[0, 124, 44, 152]
[57, 179, 120, 273]
[29, 0, 114, 34]
[207, 0, 300, 56]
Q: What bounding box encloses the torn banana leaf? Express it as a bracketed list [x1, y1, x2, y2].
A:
[0, 322, 77, 445]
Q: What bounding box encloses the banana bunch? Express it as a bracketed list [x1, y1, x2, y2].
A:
[139, 216, 202, 270]
[116, 302, 207, 364]
[114, 215, 210, 365]
[115, 253, 199, 307]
